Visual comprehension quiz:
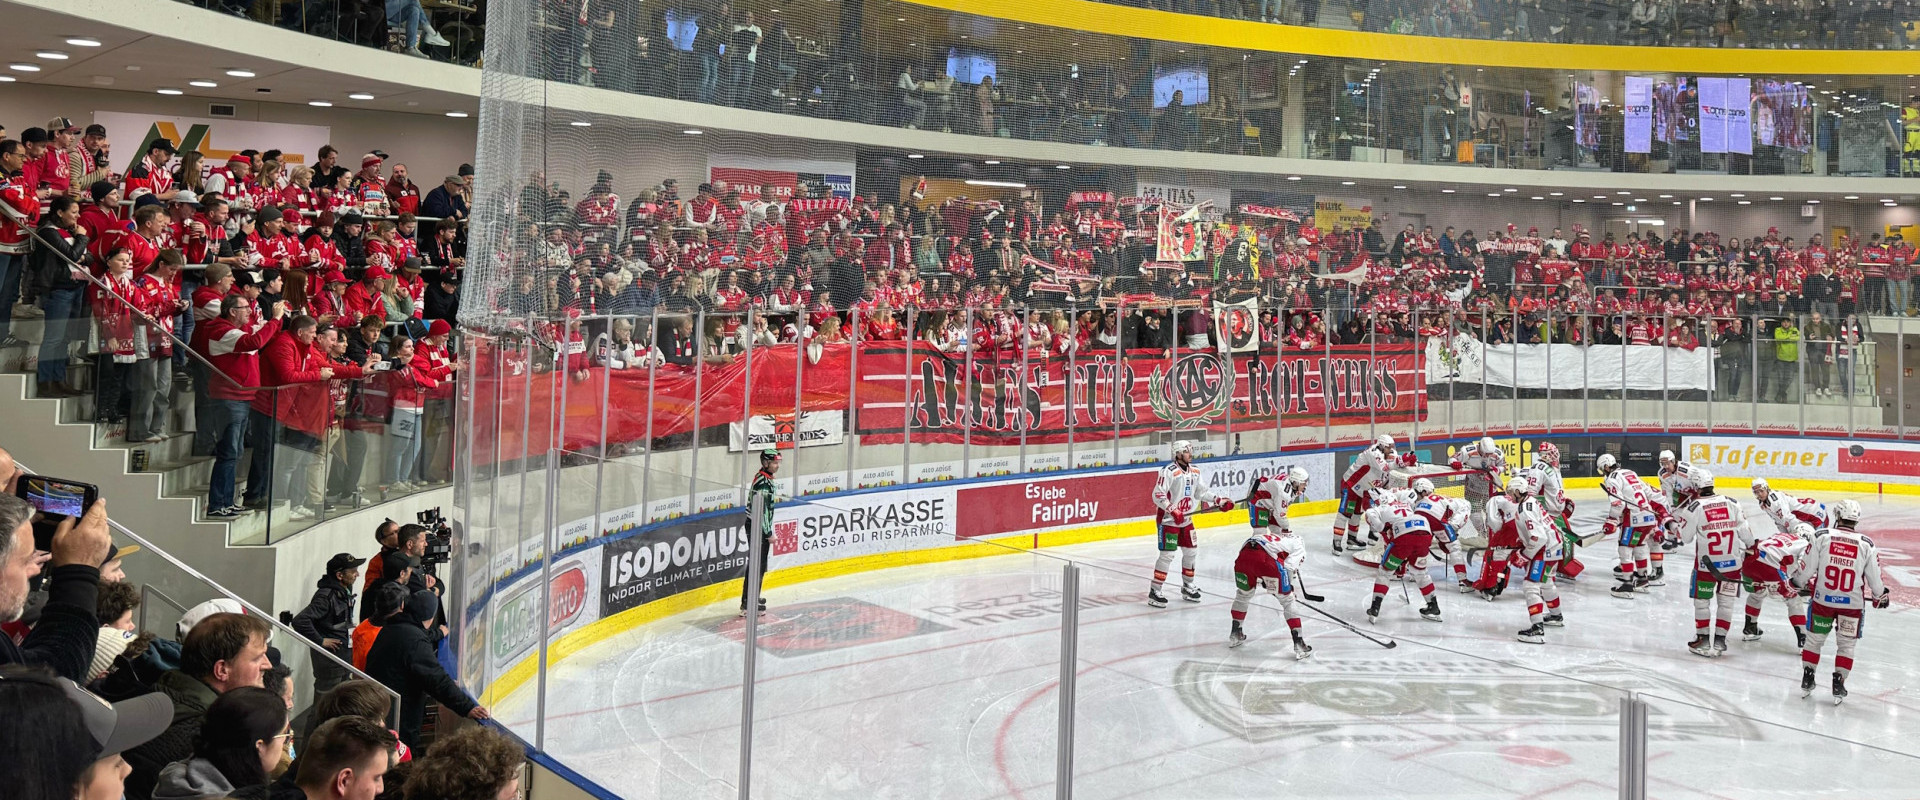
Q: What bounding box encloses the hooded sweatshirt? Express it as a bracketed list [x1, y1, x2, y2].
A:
[151, 757, 236, 800]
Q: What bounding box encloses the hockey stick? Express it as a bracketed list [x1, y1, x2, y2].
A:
[1296, 576, 1398, 648]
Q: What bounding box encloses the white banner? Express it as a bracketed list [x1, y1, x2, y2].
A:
[1623, 76, 1653, 154]
[1682, 436, 1920, 485]
[483, 547, 602, 677]
[1726, 77, 1753, 155]
[770, 488, 959, 569]
[1699, 77, 1729, 154]
[1214, 298, 1260, 353]
[1427, 337, 1715, 391]
[93, 112, 330, 177]
[727, 411, 845, 452]
[1195, 452, 1339, 505]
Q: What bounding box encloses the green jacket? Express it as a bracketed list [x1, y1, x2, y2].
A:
[749, 469, 778, 536]
[1773, 325, 1799, 362]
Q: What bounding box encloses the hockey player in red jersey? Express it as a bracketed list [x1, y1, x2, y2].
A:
[1505, 475, 1567, 644]
[1147, 440, 1232, 607]
[1800, 499, 1890, 703]
[1598, 454, 1671, 598]
[1364, 479, 1466, 625]
[1335, 434, 1419, 554]
[1667, 468, 1756, 657]
[1744, 522, 1813, 650]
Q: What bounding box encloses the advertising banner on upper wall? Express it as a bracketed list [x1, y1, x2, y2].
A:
[1699, 77, 1729, 154]
[1681, 436, 1920, 485]
[93, 112, 329, 176]
[708, 154, 855, 200]
[1313, 198, 1374, 232]
[1134, 174, 1230, 219]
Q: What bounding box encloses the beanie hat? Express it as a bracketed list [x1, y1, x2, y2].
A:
[91, 627, 137, 683]
[90, 180, 115, 203]
[406, 590, 440, 624]
[175, 598, 244, 641]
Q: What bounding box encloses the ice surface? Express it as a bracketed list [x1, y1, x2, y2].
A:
[492, 489, 1920, 799]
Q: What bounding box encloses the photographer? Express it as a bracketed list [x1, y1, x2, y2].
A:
[291, 553, 363, 694]
[392, 525, 437, 595]
[0, 493, 113, 683]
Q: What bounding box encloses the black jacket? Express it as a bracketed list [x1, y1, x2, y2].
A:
[291, 576, 356, 653]
[333, 231, 369, 268]
[0, 564, 100, 684]
[123, 670, 220, 800]
[364, 621, 476, 751]
[424, 281, 460, 323]
[31, 223, 90, 293]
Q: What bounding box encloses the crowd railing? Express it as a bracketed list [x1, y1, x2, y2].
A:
[8, 222, 453, 545]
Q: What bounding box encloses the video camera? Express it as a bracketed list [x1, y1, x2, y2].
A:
[417, 507, 454, 572]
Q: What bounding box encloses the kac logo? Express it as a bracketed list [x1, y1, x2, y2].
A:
[1148, 352, 1233, 430]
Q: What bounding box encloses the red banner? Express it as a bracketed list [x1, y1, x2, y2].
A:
[464, 340, 1424, 462]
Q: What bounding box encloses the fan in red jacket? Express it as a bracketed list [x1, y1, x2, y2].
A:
[252, 317, 338, 436]
[341, 265, 390, 329]
[201, 298, 285, 403]
[413, 319, 459, 400]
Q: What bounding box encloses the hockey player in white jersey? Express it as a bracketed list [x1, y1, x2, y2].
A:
[1667, 468, 1756, 657]
[1751, 478, 1834, 534]
[1244, 466, 1311, 536]
[1523, 443, 1586, 584]
[1334, 434, 1418, 554]
[1742, 522, 1813, 649]
[1148, 440, 1233, 607]
[1450, 436, 1506, 538]
[1599, 454, 1671, 598]
[1364, 480, 1466, 625]
[1799, 499, 1890, 703]
[1228, 527, 1313, 658]
[1507, 475, 1567, 644]
[1657, 450, 1704, 506]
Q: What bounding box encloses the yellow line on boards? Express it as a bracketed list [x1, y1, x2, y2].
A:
[895, 0, 1920, 74]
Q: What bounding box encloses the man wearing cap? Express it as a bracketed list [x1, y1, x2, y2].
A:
[247, 205, 299, 271]
[18, 128, 53, 207]
[424, 269, 460, 324]
[80, 123, 113, 188]
[123, 138, 177, 202]
[341, 263, 388, 330]
[41, 117, 87, 199]
[204, 153, 255, 206]
[367, 588, 487, 751]
[0, 665, 174, 800]
[421, 175, 467, 223]
[333, 212, 369, 269]
[292, 553, 365, 693]
[348, 155, 387, 215]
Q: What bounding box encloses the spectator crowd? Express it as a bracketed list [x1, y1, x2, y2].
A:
[0, 440, 521, 800]
[0, 121, 468, 522]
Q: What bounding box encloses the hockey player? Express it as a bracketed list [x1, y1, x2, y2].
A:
[1148, 440, 1233, 607]
[1743, 522, 1813, 649]
[1524, 443, 1583, 583]
[1598, 454, 1671, 598]
[1751, 478, 1834, 535]
[1653, 449, 1703, 579]
[1364, 480, 1467, 625]
[1666, 468, 1755, 657]
[1509, 475, 1567, 644]
[1227, 527, 1312, 659]
[1799, 499, 1890, 704]
[1450, 436, 1506, 538]
[1335, 434, 1419, 553]
[1244, 466, 1311, 537]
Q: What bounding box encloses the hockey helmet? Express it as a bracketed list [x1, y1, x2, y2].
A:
[1789, 522, 1815, 542]
[1411, 477, 1435, 496]
[1479, 436, 1497, 453]
[1286, 466, 1310, 488]
[1374, 433, 1395, 451]
[1834, 498, 1862, 524]
[1750, 477, 1770, 499]
[1448, 498, 1471, 525]
[1658, 449, 1676, 467]
[1171, 440, 1194, 457]
[1595, 453, 1617, 475]
[1691, 466, 1713, 491]
[1536, 442, 1561, 467]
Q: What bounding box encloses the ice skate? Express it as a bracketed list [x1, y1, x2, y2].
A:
[1610, 578, 1639, 599]
[1147, 590, 1168, 608]
[1632, 573, 1652, 593]
[1366, 596, 1382, 624]
[1801, 665, 1817, 697]
[1227, 628, 1247, 648]
[1688, 634, 1717, 658]
[1646, 566, 1667, 587]
[1418, 597, 1442, 622]
[1331, 537, 1344, 555]
[1456, 578, 1475, 593]
[1832, 673, 1848, 705]
[1291, 633, 1314, 660]
[1181, 586, 1203, 603]
[1345, 532, 1367, 550]
[1516, 623, 1546, 644]
[1743, 618, 1765, 641]
[1713, 633, 1729, 653]
[1542, 612, 1565, 628]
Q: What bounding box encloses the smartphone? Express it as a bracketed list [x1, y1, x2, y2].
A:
[17, 475, 98, 521]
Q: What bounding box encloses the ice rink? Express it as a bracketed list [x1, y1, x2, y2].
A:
[494, 488, 1920, 799]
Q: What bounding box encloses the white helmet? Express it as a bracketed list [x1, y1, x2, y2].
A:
[1595, 453, 1617, 475]
[1172, 440, 1193, 457]
[1750, 477, 1770, 498]
[1691, 467, 1714, 491]
[1789, 522, 1815, 542]
[1834, 498, 1862, 524]
[1505, 473, 1531, 497]
[1479, 436, 1497, 453]
[1448, 498, 1471, 525]
[1659, 449, 1676, 466]
[1411, 477, 1435, 496]
[1286, 466, 1310, 488]
[1536, 442, 1561, 467]
[1375, 434, 1395, 451]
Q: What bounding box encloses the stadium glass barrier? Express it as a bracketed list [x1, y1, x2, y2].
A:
[448, 298, 1920, 797]
[1637, 691, 1920, 796]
